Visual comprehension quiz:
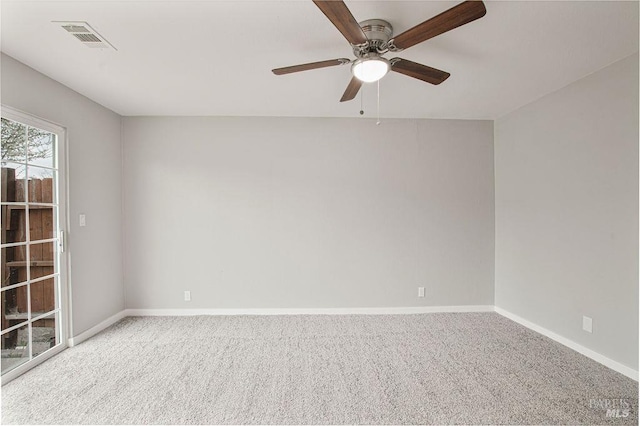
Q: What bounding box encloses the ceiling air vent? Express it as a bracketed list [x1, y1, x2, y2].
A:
[54, 21, 117, 50]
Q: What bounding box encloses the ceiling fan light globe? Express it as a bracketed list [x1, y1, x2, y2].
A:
[352, 58, 389, 83]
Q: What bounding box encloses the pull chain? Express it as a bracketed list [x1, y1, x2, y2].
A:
[360, 87, 364, 116]
[376, 80, 381, 125]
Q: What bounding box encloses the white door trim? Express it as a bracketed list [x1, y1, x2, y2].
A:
[0, 105, 71, 384]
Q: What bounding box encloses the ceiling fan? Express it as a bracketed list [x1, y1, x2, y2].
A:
[272, 1, 486, 102]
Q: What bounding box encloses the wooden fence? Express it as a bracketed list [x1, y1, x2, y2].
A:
[1, 167, 55, 341]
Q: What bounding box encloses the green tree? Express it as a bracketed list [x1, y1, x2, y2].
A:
[1, 118, 52, 164]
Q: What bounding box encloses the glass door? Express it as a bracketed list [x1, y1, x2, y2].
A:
[0, 107, 68, 381]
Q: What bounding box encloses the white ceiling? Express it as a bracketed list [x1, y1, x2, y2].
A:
[1, 1, 638, 119]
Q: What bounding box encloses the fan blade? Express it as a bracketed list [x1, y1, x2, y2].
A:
[340, 76, 363, 102]
[272, 58, 350, 75]
[390, 59, 450, 85]
[391, 1, 486, 50]
[313, 0, 368, 45]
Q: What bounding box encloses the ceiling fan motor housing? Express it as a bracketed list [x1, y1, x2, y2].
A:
[354, 19, 393, 57]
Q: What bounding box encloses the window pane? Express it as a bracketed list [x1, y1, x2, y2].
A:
[29, 242, 56, 280]
[27, 127, 54, 169]
[29, 206, 56, 242]
[1, 323, 29, 374]
[1, 246, 27, 288]
[1, 204, 28, 244]
[32, 316, 56, 358]
[27, 167, 56, 204]
[1, 285, 29, 331]
[1, 163, 27, 202]
[1, 118, 27, 164]
[26, 166, 55, 181]
[30, 277, 56, 316]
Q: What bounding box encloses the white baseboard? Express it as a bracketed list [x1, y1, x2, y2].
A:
[124, 305, 495, 317]
[494, 306, 638, 381]
[68, 310, 128, 347]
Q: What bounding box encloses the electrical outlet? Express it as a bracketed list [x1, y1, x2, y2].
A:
[582, 316, 593, 333]
[418, 287, 425, 298]
[79, 214, 86, 227]
[184, 291, 191, 302]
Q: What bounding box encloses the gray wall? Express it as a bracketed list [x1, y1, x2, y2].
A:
[1, 53, 125, 335]
[123, 117, 495, 309]
[495, 53, 639, 369]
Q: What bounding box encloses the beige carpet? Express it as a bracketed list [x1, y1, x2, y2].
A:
[1, 312, 637, 424]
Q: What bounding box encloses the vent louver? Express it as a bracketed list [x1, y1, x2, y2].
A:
[62, 25, 89, 33]
[73, 33, 102, 43]
[54, 21, 116, 50]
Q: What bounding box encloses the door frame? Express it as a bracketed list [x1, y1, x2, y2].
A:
[0, 105, 72, 384]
